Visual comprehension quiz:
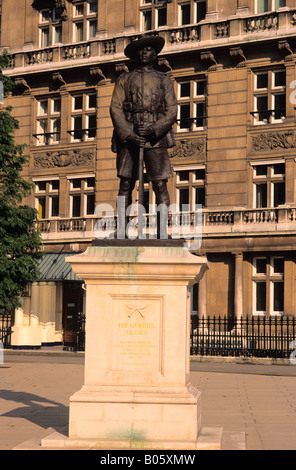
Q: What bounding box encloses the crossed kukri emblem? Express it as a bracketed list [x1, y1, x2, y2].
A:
[126, 305, 146, 319]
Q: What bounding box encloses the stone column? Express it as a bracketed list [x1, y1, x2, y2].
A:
[123, 0, 136, 31]
[234, 253, 244, 320]
[236, 0, 249, 15]
[198, 269, 207, 318]
[30, 282, 39, 328]
[206, 0, 218, 19]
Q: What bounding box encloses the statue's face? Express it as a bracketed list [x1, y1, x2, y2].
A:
[136, 46, 157, 65]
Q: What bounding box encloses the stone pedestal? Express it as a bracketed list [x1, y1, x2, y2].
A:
[42, 240, 212, 450]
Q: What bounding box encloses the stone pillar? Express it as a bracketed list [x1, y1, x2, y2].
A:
[123, 0, 136, 31]
[234, 253, 244, 320]
[236, 0, 249, 15]
[206, 0, 218, 19]
[30, 282, 39, 327]
[198, 269, 207, 318]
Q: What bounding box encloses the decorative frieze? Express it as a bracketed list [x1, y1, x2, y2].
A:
[33, 149, 95, 169]
[169, 138, 206, 159]
[251, 130, 296, 152]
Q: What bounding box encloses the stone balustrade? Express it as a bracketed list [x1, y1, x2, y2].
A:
[6, 8, 296, 71]
[34, 206, 296, 242]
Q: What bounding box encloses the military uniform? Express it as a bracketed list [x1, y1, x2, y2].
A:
[110, 65, 177, 183]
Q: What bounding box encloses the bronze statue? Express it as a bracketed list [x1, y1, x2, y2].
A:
[110, 35, 177, 237]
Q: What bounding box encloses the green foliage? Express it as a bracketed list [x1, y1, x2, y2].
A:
[0, 51, 43, 314]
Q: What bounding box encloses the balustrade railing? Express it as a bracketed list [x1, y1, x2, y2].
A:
[6, 9, 296, 70]
[245, 12, 278, 33]
[34, 206, 296, 238]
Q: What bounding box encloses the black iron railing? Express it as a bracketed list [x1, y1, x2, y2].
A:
[77, 312, 86, 351]
[0, 313, 13, 348]
[191, 315, 296, 359]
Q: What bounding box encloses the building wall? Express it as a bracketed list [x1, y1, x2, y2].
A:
[2, 0, 296, 348]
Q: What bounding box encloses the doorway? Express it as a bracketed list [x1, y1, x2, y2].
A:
[62, 282, 84, 347]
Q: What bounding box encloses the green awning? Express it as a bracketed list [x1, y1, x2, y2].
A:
[37, 253, 81, 281]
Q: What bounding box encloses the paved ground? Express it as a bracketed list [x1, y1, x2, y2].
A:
[1, 351, 296, 451]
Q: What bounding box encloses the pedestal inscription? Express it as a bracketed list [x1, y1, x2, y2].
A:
[109, 295, 164, 374]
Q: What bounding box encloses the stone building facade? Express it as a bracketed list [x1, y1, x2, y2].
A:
[1, 0, 296, 348]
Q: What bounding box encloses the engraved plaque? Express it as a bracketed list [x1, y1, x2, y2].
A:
[109, 295, 164, 374]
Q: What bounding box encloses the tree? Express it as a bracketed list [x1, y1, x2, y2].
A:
[0, 51, 43, 314]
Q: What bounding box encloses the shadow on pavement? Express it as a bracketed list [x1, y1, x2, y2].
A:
[0, 389, 68, 434]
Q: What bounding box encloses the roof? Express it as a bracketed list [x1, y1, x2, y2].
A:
[37, 253, 81, 282]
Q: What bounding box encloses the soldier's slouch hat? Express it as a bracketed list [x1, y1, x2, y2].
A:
[124, 34, 165, 60]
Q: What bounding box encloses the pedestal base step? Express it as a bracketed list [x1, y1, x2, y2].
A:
[13, 427, 229, 451]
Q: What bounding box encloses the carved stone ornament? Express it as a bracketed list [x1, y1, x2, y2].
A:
[169, 138, 206, 159]
[34, 149, 95, 169]
[251, 130, 296, 151]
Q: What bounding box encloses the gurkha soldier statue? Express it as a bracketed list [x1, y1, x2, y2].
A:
[110, 35, 177, 238]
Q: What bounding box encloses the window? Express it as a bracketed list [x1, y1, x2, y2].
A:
[178, 0, 206, 25]
[252, 256, 284, 316]
[253, 69, 286, 124]
[35, 96, 61, 145]
[140, 0, 167, 31]
[174, 166, 206, 211]
[72, 1, 97, 42]
[69, 176, 95, 217]
[39, 7, 63, 47]
[70, 92, 97, 141]
[256, 0, 285, 13]
[177, 77, 207, 131]
[252, 162, 285, 208]
[34, 179, 60, 219]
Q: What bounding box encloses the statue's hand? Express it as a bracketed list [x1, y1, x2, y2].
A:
[127, 132, 146, 147]
[138, 124, 155, 137]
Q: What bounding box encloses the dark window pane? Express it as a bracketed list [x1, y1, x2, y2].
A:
[196, 79, 206, 96]
[72, 195, 81, 217]
[273, 163, 285, 175]
[256, 95, 269, 121]
[273, 181, 285, 207]
[74, 116, 83, 140]
[195, 187, 205, 207]
[256, 73, 268, 89]
[255, 165, 268, 176]
[178, 170, 190, 181]
[196, 1, 206, 22]
[196, 102, 205, 127]
[179, 104, 191, 130]
[51, 196, 59, 217]
[256, 183, 267, 208]
[274, 70, 286, 87]
[256, 258, 267, 274]
[273, 258, 284, 274]
[86, 194, 95, 215]
[195, 169, 205, 180]
[72, 179, 81, 189]
[181, 4, 191, 24]
[157, 6, 167, 26]
[256, 282, 266, 312]
[88, 114, 96, 138]
[74, 95, 83, 110]
[273, 281, 284, 312]
[180, 82, 190, 97]
[51, 180, 59, 190]
[88, 94, 96, 108]
[179, 188, 189, 210]
[274, 93, 286, 119]
[143, 10, 152, 30]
